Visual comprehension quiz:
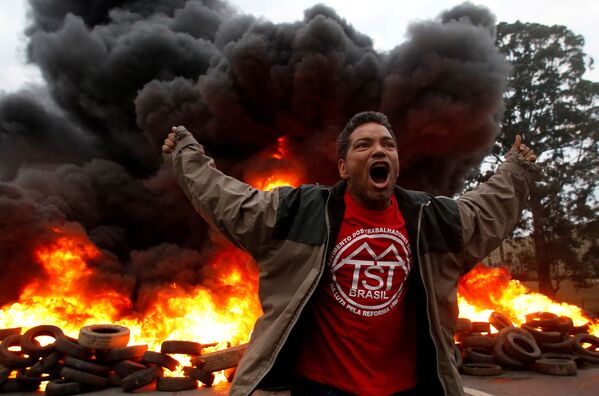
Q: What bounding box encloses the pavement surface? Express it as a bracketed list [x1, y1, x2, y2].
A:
[4, 366, 599, 396]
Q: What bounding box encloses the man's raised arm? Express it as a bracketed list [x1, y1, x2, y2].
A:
[162, 126, 279, 258]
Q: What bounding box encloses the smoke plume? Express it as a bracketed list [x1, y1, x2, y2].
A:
[0, 1, 508, 307]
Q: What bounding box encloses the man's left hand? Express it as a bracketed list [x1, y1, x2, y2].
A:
[510, 135, 537, 163]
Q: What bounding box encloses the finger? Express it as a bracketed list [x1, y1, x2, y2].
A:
[520, 147, 531, 157]
[528, 154, 537, 162]
[167, 132, 175, 141]
[511, 135, 522, 151]
[164, 138, 175, 148]
[162, 145, 173, 153]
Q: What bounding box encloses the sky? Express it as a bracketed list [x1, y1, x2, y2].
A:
[1, 0, 598, 93]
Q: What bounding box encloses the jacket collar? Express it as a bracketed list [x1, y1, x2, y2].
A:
[328, 180, 428, 211]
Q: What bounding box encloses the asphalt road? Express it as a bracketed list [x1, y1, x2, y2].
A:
[5, 366, 599, 396]
[461, 365, 599, 396]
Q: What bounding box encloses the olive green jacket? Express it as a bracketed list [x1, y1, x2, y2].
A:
[165, 126, 540, 395]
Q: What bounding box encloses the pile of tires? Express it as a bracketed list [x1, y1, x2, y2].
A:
[454, 311, 599, 377]
[0, 324, 244, 395]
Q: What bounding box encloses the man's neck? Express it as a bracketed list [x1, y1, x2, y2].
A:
[347, 190, 392, 211]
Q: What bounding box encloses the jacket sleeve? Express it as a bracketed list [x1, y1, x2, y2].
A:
[163, 126, 279, 258]
[457, 151, 541, 269]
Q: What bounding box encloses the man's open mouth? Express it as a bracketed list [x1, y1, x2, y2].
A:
[369, 162, 390, 187]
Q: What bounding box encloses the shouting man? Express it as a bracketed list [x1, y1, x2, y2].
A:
[162, 111, 538, 396]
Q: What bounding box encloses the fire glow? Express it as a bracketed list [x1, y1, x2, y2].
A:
[458, 264, 599, 336]
[1, 170, 597, 385]
[0, 170, 298, 384]
[0, 231, 262, 382]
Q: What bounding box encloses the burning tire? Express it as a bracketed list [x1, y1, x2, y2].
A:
[160, 340, 204, 356]
[532, 358, 577, 375]
[572, 333, 599, 357]
[0, 378, 41, 392]
[121, 366, 162, 392]
[455, 318, 472, 333]
[522, 324, 562, 344]
[0, 328, 21, 341]
[461, 334, 496, 349]
[99, 345, 148, 362]
[463, 348, 495, 364]
[141, 351, 179, 372]
[493, 327, 530, 370]
[60, 366, 109, 388]
[489, 312, 513, 331]
[108, 373, 123, 387]
[27, 351, 61, 376]
[525, 312, 560, 329]
[570, 324, 589, 334]
[190, 344, 248, 372]
[156, 376, 197, 391]
[471, 322, 491, 334]
[78, 324, 130, 350]
[21, 325, 64, 357]
[46, 380, 85, 396]
[545, 316, 574, 333]
[539, 337, 573, 354]
[540, 352, 578, 363]
[64, 356, 111, 375]
[113, 360, 147, 378]
[183, 367, 214, 386]
[461, 363, 501, 376]
[573, 351, 599, 364]
[55, 335, 93, 360]
[572, 333, 599, 363]
[0, 365, 12, 382]
[504, 332, 541, 364]
[17, 370, 58, 385]
[0, 334, 37, 368]
[496, 326, 535, 344]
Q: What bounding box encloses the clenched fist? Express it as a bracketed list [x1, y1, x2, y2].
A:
[162, 126, 205, 155]
[510, 135, 536, 163]
[162, 127, 177, 154]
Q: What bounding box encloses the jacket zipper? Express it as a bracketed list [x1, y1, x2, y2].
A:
[248, 189, 332, 395]
[416, 200, 448, 395]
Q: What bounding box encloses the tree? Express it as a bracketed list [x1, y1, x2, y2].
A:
[481, 22, 599, 297]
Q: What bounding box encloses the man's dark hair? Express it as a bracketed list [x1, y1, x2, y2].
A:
[337, 111, 396, 159]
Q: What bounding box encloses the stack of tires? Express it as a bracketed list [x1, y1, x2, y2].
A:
[454, 311, 599, 377]
[0, 324, 234, 395]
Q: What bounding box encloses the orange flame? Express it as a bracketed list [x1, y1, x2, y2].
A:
[253, 171, 302, 191]
[247, 136, 303, 190]
[272, 137, 288, 160]
[457, 264, 598, 336]
[0, 230, 261, 383]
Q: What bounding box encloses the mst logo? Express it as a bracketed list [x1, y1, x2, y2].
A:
[328, 228, 411, 317]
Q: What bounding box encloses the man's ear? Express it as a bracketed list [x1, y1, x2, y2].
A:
[338, 158, 348, 179]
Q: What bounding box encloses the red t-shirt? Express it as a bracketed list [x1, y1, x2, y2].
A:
[294, 192, 417, 395]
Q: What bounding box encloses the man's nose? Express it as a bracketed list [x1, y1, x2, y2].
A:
[372, 143, 386, 157]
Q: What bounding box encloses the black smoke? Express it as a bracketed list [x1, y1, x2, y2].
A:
[0, 1, 508, 307]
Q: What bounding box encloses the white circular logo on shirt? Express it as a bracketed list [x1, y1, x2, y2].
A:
[328, 229, 411, 316]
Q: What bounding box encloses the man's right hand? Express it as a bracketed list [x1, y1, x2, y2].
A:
[162, 126, 177, 154]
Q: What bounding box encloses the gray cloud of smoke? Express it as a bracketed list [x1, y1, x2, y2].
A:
[0, 0, 507, 307]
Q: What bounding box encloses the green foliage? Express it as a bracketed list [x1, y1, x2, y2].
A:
[477, 22, 599, 294]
